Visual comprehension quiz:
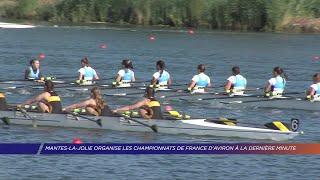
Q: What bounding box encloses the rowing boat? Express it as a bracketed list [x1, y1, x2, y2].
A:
[180, 95, 319, 111]
[0, 110, 301, 141]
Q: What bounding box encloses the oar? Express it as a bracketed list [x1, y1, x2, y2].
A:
[68, 112, 102, 127]
[16, 106, 37, 127]
[104, 91, 144, 97]
[1, 117, 10, 126]
[197, 91, 305, 102]
[116, 113, 158, 133]
[220, 96, 303, 105]
[0, 78, 30, 83]
[159, 91, 221, 99]
[196, 94, 261, 101]
[158, 86, 259, 99]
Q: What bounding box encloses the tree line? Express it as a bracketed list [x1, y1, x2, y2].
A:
[1, 0, 319, 32]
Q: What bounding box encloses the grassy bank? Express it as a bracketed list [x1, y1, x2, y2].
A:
[0, 0, 320, 33]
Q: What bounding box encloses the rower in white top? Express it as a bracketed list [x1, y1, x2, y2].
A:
[113, 59, 135, 87]
[306, 73, 320, 101]
[188, 64, 211, 94]
[264, 67, 287, 97]
[25, 59, 43, 81]
[225, 66, 247, 95]
[77, 57, 99, 85]
[151, 60, 172, 90]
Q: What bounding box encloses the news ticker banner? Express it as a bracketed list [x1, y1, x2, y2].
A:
[0, 143, 320, 155]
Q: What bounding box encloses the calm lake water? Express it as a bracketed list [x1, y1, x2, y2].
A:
[0, 25, 319, 179]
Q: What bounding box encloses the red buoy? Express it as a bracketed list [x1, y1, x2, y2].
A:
[100, 43, 107, 49]
[149, 35, 156, 41]
[72, 138, 83, 144]
[38, 53, 46, 60]
[312, 56, 319, 62]
[187, 29, 195, 35]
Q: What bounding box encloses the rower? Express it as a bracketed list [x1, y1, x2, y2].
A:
[188, 64, 211, 94]
[25, 59, 43, 80]
[264, 67, 287, 97]
[0, 92, 8, 110]
[306, 73, 320, 101]
[113, 59, 135, 87]
[113, 87, 163, 119]
[20, 80, 62, 113]
[225, 66, 247, 95]
[77, 57, 99, 85]
[63, 87, 113, 116]
[151, 60, 172, 89]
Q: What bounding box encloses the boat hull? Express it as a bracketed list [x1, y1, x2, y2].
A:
[0, 110, 300, 141]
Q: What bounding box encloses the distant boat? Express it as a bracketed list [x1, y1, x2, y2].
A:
[0, 22, 35, 29]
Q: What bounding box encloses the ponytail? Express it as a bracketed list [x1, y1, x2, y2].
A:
[91, 87, 106, 114]
[274, 67, 287, 80]
[81, 57, 90, 67]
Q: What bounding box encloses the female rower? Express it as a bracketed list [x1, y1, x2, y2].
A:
[225, 66, 247, 95]
[306, 73, 320, 101]
[264, 67, 287, 97]
[78, 57, 99, 84]
[151, 60, 172, 89]
[113, 87, 163, 119]
[25, 59, 43, 80]
[20, 80, 62, 113]
[63, 87, 113, 116]
[188, 64, 211, 93]
[114, 59, 135, 87]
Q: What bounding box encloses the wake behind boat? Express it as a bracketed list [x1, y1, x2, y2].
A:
[0, 110, 302, 141]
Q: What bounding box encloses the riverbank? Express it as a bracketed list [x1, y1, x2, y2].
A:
[1, 0, 320, 34]
[281, 18, 320, 33]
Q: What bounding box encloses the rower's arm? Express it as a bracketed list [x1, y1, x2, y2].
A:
[23, 92, 47, 105]
[94, 73, 99, 80]
[131, 75, 136, 82]
[151, 77, 157, 85]
[78, 72, 83, 80]
[39, 71, 44, 79]
[307, 87, 315, 96]
[24, 69, 30, 79]
[225, 80, 232, 90]
[264, 82, 271, 92]
[168, 77, 173, 86]
[63, 99, 92, 112]
[114, 99, 148, 112]
[188, 81, 196, 90]
[115, 74, 122, 82]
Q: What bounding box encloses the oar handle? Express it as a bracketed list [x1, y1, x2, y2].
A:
[67, 112, 102, 127]
[116, 113, 158, 133]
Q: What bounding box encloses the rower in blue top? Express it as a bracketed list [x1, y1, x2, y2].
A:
[114, 59, 135, 87]
[25, 59, 43, 80]
[77, 57, 99, 85]
[225, 66, 247, 95]
[264, 66, 287, 97]
[151, 60, 172, 90]
[306, 73, 320, 101]
[188, 64, 211, 94]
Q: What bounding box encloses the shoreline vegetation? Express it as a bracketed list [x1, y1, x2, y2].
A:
[0, 0, 319, 33]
